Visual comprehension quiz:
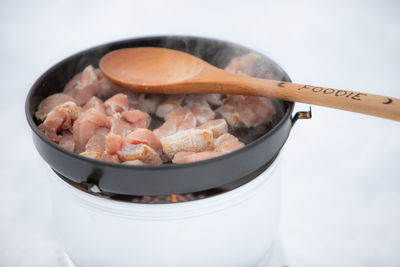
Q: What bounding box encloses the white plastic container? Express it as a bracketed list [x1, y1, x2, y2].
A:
[48, 153, 283, 267]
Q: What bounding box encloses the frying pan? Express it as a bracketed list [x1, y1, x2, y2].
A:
[25, 36, 304, 196]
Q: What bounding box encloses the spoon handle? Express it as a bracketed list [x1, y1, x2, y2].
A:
[215, 74, 400, 122]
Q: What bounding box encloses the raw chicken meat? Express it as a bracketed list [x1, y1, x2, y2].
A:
[138, 94, 163, 114]
[215, 133, 244, 153]
[153, 107, 196, 139]
[35, 93, 76, 122]
[73, 108, 110, 153]
[184, 95, 215, 125]
[216, 95, 275, 128]
[117, 143, 162, 165]
[104, 93, 129, 115]
[85, 127, 109, 152]
[63, 65, 99, 106]
[125, 128, 162, 155]
[121, 110, 151, 129]
[161, 129, 213, 158]
[108, 115, 135, 137]
[39, 101, 79, 142]
[197, 119, 228, 138]
[101, 153, 120, 163]
[172, 151, 224, 164]
[95, 69, 124, 98]
[83, 96, 105, 113]
[205, 94, 223, 106]
[59, 131, 75, 152]
[105, 134, 124, 155]
[122, 160, 146, 165]
[155, 94, 184, 119]
[224, 53, 260, 76]
[79, 151, 102, 159]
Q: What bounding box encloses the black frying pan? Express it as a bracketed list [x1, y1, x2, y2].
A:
[25, 36, 297, 196]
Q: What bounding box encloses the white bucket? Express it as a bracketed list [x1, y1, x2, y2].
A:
[48, 153, 283, 267]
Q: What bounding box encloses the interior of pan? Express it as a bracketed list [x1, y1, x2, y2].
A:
[26, 35, 293, 196]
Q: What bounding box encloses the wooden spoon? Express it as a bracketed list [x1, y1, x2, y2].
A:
[100, 47, 400, 121]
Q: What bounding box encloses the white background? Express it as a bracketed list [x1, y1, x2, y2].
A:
[1, 0, 399, 266]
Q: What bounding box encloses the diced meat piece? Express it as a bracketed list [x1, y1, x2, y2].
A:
[108, 115, 134, 137]
[59, 131, 75, 152]
[85, 127, 109, 152]
[121, 110, 151, 129]
[125, 128, 162, 155]
[156, 94, 184, 119]
[138, 94, 163, 114]
[215, 133, 244, 153]
[95, 69, 125, 98]
[80, 151, 102, 159]
[154, 107, 196, 139]
[83, 96, 105, 113]
[125, 91, 141, 109]
[63, 65, 99, 106]
[161, 129, 213, 158]
[105, 134, 124, 155]
[224, 53, 260, 76]
[216, 95, 275, 128]
[39, 102, 79, 142]
[184, 95, 215, 125]
[35, 93, 76, 122]
[104, 93, 129, 115]
[177, 111, 197, 131]
[95, 69, 141, 108]
[117, 143, 162, 165]
[172, 151, 224, 164]
[205, 94, 223, 106]
[122, 160, 146, 166]
[73, 108, 110, 153]
[101, 153, 120, 163]
[197, 119, 228, 138]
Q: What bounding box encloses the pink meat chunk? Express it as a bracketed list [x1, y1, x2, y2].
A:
[224, 53, 260, 76]
[154, 107, 197, 139]
[85, 127, 109, 152]
[105, 134, 124, 155]
[121, 110, 151, 129]
[95, 69, 124, 98]
[117, 143, 162, 165]
[104, 93, 129, 115]
[59, 131, 75, 152]
[138, 94, 163, 114]
[39, 101, 79, 142]
[184, 95, 215, 125]
[216, 95, 275, 128]
[79, 151, 102, 159]
[172, 151, 224, 164]
[83, 96, 105, 113]
[122, 160, 146, 165]
[108, 116, 135, 137]
[73, 108, 110, 153]
[205, 94, 223, 106]
[125, 91, 141, 109]
[155, 94, 185, 119]
[215, 133, 244, 153]
[35, 93, 77, 122]
[197, 119, 228, 138]
[63, 65, 99, 106]
[101, 153, 120, 163]
[95, 69, 142, 107]
[161, 129, 213, 158]
[125, 128, 162, 155]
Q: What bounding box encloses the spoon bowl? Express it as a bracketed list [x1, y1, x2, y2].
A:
[100, 47, 206, 86]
